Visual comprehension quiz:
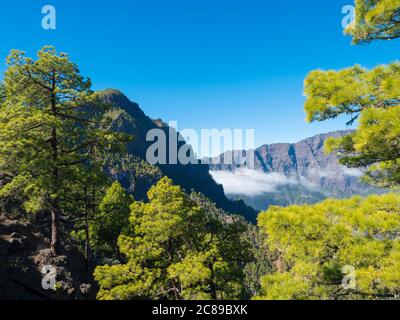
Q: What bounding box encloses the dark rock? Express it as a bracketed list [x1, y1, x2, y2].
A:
[10, 232, 22, 239]
[0, 215, 95, 300]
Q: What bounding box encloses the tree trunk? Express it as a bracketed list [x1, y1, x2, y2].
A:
[50, 201, 59, 255]
[50, 79, 60, 256]
[209, 263, 217, 300]
[50, 128, 60, 255]
[84, 221, 91, 268]
[84, 186, 91, 270]
[168, 238, 181, 300]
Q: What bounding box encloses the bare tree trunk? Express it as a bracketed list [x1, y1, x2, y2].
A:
[209, 263, 217, 300]
[50, 125, 60, 256]
[84, 186, 91, 270]
[50, 77, 60, 256]
[84, 220, 91, 268]
[50, 200, 59, 255]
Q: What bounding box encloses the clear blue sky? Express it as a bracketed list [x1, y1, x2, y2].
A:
[0, 0, 398, 148]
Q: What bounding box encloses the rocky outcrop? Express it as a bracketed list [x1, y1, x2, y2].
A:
[0, 214, 94, 300]
[210, 131, 384, 211]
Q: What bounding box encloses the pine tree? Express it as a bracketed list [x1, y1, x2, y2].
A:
[304, 1, 400, 188]
[90, 181, 133, 258]
[346, 0, 400, 43]
[94, 177, 252, 300]
[0, 47, 128, 255]
[256, 194, 400, 300]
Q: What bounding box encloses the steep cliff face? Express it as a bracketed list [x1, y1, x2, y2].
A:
[209, 131, 384, 211]
[98, 90, 257, 222]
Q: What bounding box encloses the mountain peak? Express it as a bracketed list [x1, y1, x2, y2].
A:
[97, 89, 149, 121]
[98, 89, 132, 107]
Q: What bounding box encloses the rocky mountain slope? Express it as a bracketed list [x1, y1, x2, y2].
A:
[98, 90, 257, 222]
[209, 130, 384, 211]
[0, 89, 259, 300]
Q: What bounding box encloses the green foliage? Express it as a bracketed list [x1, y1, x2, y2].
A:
[304, 62, 400, 188]
[346, 0, 400, 43]
[0, 46, 129, 254]
[0, 83, 5, 104]
[242, 225, 275, 297]
[327, 107, 400, 188]
[189, 191, 257, 298]
[106, 154, 163, 198]
[90, 181, 133, 257]
[305, 1, 400, 188]
[304, 63, 400, 124]
[256, 194, 400, 300]
[94, 177, 252, 300]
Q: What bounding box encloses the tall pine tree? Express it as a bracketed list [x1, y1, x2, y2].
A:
[0, 47, 127, 255]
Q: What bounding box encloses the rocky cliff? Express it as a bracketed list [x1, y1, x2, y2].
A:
[98, 89, 257, 222]
[209, 131, 384, 211]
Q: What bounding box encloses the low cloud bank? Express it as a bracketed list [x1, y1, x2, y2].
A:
[210, 169, 297, 197]
[309, 166, 364, 179]
[341, 167, 364, 177]
[210, 166, 365, 197]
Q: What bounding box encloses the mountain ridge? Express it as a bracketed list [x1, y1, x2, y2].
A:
[97, 89, 258, 222]
[209, 130, 384, 211]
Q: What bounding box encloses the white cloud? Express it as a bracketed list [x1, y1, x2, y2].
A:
[341, 167, 364, 177]
[308, 167, 336, 179]
[210, 168, 297, 197]
[298, 175, 319, 190]
[211, 165, 365, 198]
[308, 166, 364, 179]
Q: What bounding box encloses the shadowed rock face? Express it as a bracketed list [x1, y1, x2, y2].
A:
[98, 90, 257, 222]
[209, 131, 384, 211]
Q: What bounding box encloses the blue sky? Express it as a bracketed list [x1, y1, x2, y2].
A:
[0, 0, 399, 148]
